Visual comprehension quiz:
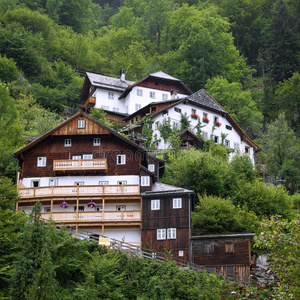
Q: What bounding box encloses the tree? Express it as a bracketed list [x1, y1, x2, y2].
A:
[180, 113, 190, 131]
[262, 113, 300, 193]
[0, 54, 19, 83]
[254, 213, 300, 299]
[34, 110, 62, 136]
[158, 117, 172, 142]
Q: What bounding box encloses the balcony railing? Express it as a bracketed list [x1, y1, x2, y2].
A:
[53, 159, 107, 172]
[84, 96, 96, 107]
[18, 184, 140, 199]
[41, 210, 141, 222]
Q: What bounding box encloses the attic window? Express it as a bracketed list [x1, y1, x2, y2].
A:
[78, 120, 85, 128]
[174, 107, 181, 113]
[151, 107, 157, 113]
[117, 154, 126, 165]
[148, 164, 155, 172]
[155, 82, 159, 86]
[226, 125, 232, 130]
[37, 157, 46, 167]
[64, 139, 72, 147]
[205, 244, 214, 254]
[93, 138, 101, 146]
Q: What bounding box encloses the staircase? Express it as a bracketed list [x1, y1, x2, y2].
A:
[49, 220, 249, 285]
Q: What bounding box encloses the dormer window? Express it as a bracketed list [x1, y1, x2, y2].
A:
[64, 139, 72, 147]
[78, 120, 85, 128]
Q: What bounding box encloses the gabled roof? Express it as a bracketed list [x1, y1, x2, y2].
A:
[177, 129, 204, 149]
[119, 70, 192, 99]
[14, 111, 146, 160]
[142, 182, 194, 196]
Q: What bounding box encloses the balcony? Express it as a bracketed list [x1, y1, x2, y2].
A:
[41, 210, 141, 223]
[84, 96, 96, 107]
[18, 184, 140, 199]
[53, 159, 107, 174]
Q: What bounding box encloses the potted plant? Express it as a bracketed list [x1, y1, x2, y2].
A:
[214, 121, 221, 127]
[60, 201, 69, 208]
[203, 117, 209, 123]
[191, 113, 199, 120]
[87, 201, 96, 208]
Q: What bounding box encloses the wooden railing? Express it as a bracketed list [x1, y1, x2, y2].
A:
[53, 159, 107, 172]
[18, 184, 140, 199]
[42, 210, 141, 222]
[84, 96, 96, 106]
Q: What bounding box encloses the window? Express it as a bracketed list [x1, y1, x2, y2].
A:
[31, 180, 40, 187]
[108, 92, 114, 99]
[151, 199, 160, 210]
[214, 136, 219, 143]
[64, 139, 72, 147]
[203, 112, 208, 118]
[167, 228, 176, 239]
[135, 103, 141, 111]
[173, 122, 179, 129]
[202, 131, 208, 140]
[78, 120, 85, 128]
[148, 164, 155, 172]
[72, 155, 81, 160]
[141, 176, 150, 186]
[178, 250, 184, 257]
[74, 182, 84, 186]
[137, 89, 143, 96]
[49, 178, 58, 186]
[245, 146, 249, 154]
[214, 116, 219, 122]
[151, 107, 157, 113]
[234, 143, 239, 150]
[191, 108, 196, 114]
[117, 181, 127, 185]
[83, 154, 93, 159]
[205, 244, 214, 254]
[227, 266, 234, 276]
[174, 107, 181, 113]
[93, 138, 101, 146]
[74, 206, 84, 211]
[135, 117, 138, 122]
[155, 121, 159, 130]
[101, 105, 109, 110]
[157, 229, 166, 240]
[225, 140, 230, 147]
[226, 125, 232, 130]
[173, 198, 182, 209]
[162, 93, 168, 100]
[117, 154, 126, 165]
[95, 205, 103, 211]
[44, 207, 51, 213]
[37, 157, 46, 167]
[99, 181, 109, 185]
[113, 107, 119, 112]
[150, 91, 156, 99]
[116, 205, 126, 211]
[225, 244, 234, 253]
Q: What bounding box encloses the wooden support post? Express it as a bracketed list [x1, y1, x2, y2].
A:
[102, 224, 104, 237]
[76, 195, 79, 237]
[50, 198, 53, 219]
[16, 202, 18, 212]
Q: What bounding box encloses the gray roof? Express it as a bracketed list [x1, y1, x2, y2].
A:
[86, 72, 135, 92]
[188, 89, 226, 113]
[149, 71, 181, 81]
[142, 182, 194, 196]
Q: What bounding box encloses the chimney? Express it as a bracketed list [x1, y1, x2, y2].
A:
[170, 89, 178, 99]
[120, 68, 126, 81]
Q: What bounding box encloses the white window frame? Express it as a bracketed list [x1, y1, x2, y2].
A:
[135, 103, 141, 111]
[117, 181, 127, 185]
[113, 107, 119, 112]
[141, 176, 150, 187]
[116, 205, 126, 211]
[37, 157, 46, 167]
[174, 107, 181, 113]
[83, 154, 93, 159]
[78, 120, 85, 129]
[117, 154, 126, 165]
[31, 179, 40, 187]
[157, 229, 166, 240]
[202, 131, 208, 140]
[155, 121, 159, 130]
[93, 138, 101, 146]
[64, 139, 72, 147]
[151, 199, 160, 210]
[234, 142, 239, 150]
[108, 92, 114, 99]
[203, 112, 208, 118]
[99, 181, 109, 185]
[214, 136, 219, 143]
[137, 89, 143, 96]
[178, 250, 184, 257]
[44, 207, 51, 213]
[72, 155, 81, 160]
[150, 91, 156, 99]
[101, 105, 109, 110]
[167, 228, 176, 239]
[162, 93, 168, 100]
[214, 116, 219, 122]
[225, 140, 230, 148]
[49, 178, 58, 186]
[74, 182, 84, 186]
[148, 164, 155, 172]
[173, 198, 182, 209]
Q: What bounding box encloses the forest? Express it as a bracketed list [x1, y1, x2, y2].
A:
[0, 0, 299, 298]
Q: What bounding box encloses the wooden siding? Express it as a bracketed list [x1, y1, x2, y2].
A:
[138, 79, 188, 95]
[191, 238, 252, 266]
[21, 135, 141, 178]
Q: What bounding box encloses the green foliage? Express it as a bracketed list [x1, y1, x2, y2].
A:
[194, 118, 205, 138]
[34, 110, 62, 136]
[157, 117, 172, 142]
[254, 213, 300, 299]
[167, 133, 181, 154]
[0, 177, 19, 210]
[0, 54, 19, 83]
[142, 115, 158, 149]
[89, 107, 110, 126]
[180, 113, 191, 131]
[192, 194, 259, 235]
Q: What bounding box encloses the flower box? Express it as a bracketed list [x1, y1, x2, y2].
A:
[214, 121, 221, 127]
[203, 117, 209, 123]
[191, 114, 199, 120]
[87, 201, 97, 208]
[60, 201, 69, 208]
